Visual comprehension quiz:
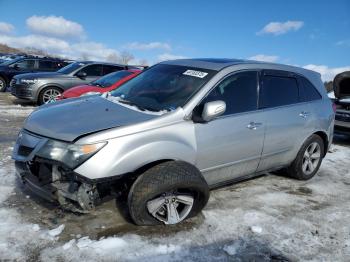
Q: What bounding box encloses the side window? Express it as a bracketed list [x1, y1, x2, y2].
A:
[260, 75, 299, 108]
[103, 65, 124, 75]
[299, 77, 322, 102]
[203, 71, 258, 115]
[79, 64, 103, 76]
[13, 59, 35, 69]
[38, 60, 54, 70]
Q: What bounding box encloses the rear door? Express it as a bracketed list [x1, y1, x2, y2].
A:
[194, 71, 265, 186]
[256, 70, 314, 171]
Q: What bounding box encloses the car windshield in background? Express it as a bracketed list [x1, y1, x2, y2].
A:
[57, 62, 85, 74]
[1, 58, 21, 66]
[91, 70, 133, 87]
[110, 64, 216, 111]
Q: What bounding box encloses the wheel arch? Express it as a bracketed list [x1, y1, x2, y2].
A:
[313, 130, 329, 157]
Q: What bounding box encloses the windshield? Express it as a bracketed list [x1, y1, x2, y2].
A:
[91, 70, 133, 87]
[1, 58, 21, 66]
[57, 62, 86, 74]
[110, 64, 216, 111]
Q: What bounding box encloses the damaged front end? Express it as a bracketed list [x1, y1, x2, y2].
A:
[12, 130, 106, 213]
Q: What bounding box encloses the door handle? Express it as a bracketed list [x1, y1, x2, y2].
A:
[299, 111, 310, 118]
[247, 122, 262, 130]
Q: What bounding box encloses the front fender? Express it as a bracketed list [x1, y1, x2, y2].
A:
[74, 121, 197, 180]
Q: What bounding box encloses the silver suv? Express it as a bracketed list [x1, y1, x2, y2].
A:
[13, 58, 334, 226]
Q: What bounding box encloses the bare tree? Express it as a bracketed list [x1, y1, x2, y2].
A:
[80, 52, 89, 60]
[139, 59, 149, 66]
[106, 53, 119, 63]
[119, 51, 134, 65]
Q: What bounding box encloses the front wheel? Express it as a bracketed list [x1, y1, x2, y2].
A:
[128, 161, 210, 226]
[38, 87, 62, 105]
[286, 134, 324, 180]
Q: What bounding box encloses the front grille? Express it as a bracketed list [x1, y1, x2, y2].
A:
[335, 112, 350, 122]
[18, 145, 34, 157]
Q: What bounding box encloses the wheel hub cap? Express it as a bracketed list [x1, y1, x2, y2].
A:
[43, 89, 61, 104]
[146, 192, 194, 225]
[302, 142, 321, 175]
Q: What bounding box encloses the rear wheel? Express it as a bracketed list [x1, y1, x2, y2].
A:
[0, 77, 7, 92]
[286, 134, 324, 180]
[38, 87, 62, 105]
[128, 161, 209, 226]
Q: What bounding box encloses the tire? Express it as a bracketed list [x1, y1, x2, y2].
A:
[38, 87, 62, 105]
[128, 161, 210, 226]
[286, 134, 324, 180]
[0, 76, 7, 92]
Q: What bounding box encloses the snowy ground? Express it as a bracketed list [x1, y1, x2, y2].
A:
[0, 93, 349, 261]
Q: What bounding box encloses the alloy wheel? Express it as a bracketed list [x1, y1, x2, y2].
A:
[42, 89, 61, 104]
[146, 192, 194, 225]
[302, 142, 321, 175]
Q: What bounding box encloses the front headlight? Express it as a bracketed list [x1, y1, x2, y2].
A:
[36, 140, 107, 168]
[21, 79, 38, 85]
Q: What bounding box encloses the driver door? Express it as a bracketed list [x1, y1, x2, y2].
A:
[194, 71, 265, 186]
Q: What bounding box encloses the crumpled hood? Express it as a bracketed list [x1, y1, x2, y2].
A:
[15, 72, 66, 80]
[24, 96, 158, 142]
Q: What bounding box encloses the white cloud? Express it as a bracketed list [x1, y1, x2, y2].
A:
[124, 42, 171, 51]
[248, 54, 279, 62]
[336, 39, 350, 46]
[257, 21, 304, 36]
[0, 34, 70, 53]
[0, 22, 14, 34]
[69, 42, 119, 61]
[303, 64, 350, 82]
[26, 15, 84, 39]
[157, 53, 187, 61]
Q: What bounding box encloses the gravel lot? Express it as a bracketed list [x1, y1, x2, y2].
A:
[0, 92, 349, 261]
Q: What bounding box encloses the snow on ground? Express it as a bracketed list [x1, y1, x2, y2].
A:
[0, 93, 350, 261]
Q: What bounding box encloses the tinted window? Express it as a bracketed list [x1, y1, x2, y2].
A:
[79, 64, 103, 76]
[260, 75, 299, 108]
[103, 65, 124, 75]
[13, 59, 35, 69]
[203, 71, 258, 115]
[39, 60, 54, 69]
[91, 71, 133, 87]
[299, 77, 322, 102]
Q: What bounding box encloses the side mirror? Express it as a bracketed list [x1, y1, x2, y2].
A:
[13, 64, 20, 70]
[201, 100, 226, 122]
[76, 71, 87, 78]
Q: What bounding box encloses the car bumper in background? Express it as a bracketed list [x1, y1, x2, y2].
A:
[334, 110, 350, 135]
[11, 83, 35, 100]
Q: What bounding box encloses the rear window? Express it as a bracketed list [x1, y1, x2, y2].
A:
[299, 77, 322, 102]
[260, 75, 299, 108]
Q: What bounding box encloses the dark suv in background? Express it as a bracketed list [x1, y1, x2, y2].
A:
[0, 57, 70, 91]
[11, 61, 135, 105]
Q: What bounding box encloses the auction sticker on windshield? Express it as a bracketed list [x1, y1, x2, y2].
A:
[183, 70, 208, 78]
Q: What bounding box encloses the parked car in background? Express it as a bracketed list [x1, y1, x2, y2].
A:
[13, 58, 334, 226]
[11, 61, 135, 105]
[59, 69, 141, 99]
[0, 56, 70, 92]
[329, 71, 350, 136]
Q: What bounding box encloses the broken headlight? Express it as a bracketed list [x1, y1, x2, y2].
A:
[36, 140, 106, 168]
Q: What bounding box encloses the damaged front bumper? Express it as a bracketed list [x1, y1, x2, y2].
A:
[12, 130, 102, 213]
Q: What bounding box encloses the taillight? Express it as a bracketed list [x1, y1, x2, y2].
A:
[332, 103, 337, 113]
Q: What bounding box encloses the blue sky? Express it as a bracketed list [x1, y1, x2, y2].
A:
[0, 0, 349, 80]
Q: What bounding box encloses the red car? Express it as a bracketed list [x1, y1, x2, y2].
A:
[59, 69, 141, 99]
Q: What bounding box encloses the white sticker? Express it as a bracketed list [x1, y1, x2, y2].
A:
[183, 70, 208, 78]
